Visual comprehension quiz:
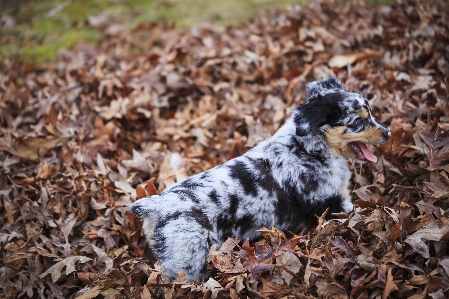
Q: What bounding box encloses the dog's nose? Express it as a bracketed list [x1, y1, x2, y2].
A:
[383, 129, 391, 139]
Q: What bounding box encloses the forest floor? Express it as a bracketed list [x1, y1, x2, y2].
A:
[1, 0, 449, 298]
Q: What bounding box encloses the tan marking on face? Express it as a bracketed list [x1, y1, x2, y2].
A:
[359, 108, 369, 118]
[324, 125, 386, 158]
[325, 126, 354, 157]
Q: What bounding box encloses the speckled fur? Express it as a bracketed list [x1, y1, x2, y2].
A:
[130, 78, 391, 281]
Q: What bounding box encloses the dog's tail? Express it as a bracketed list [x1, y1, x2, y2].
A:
[129, 195, 161, 217]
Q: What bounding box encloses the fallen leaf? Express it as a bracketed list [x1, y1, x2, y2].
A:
[39, 256, 92, 283]
[75, 286, 101, 299]
[14, 137, 64, 162]
[328, 51, 383, 68]
[382, 267, 398, 299]
[404, 219, 449, 258]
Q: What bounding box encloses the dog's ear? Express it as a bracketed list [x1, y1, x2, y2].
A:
[293, 93, 343, 136]
[306, 77, 345, 97]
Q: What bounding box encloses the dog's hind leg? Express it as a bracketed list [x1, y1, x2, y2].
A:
[152, 217, 211, 282]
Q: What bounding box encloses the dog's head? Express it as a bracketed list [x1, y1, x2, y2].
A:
[293, 78, 391, 163]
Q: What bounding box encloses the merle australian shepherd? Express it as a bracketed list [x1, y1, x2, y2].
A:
[130, 77, 391, 281]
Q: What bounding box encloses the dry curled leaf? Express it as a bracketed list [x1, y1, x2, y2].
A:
[39, 256, 92, 283]
[404, 219, 449, 258]
[328, 51, 383, 68]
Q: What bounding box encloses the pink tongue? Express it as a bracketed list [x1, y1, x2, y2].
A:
[360, 144, 377, 163]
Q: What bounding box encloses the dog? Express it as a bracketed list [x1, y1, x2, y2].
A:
[130, 77, 391, 281]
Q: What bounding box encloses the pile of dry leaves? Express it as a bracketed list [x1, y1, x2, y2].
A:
[1, 0, 449, 298]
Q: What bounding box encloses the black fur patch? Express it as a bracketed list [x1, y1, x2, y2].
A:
[188, 207, 213, 230]
[232, 214, 255, 237]
[176, 179, 205, 190]
[306, 77, 345, 97]
[286, 136, 327, 164]
[293, 93, 344, 136]
[169, 179, 206, 203]
[228, 160, 259, 196]
[216, 215, 234, 240]
[171, 188, 200, 203]
[156, 211, 182, 229]
[273, 180, 305, 230]
[247, 157, 279, 196]
[152, 229, 168, 254]
[208, 189, 220, 205]
[304, 195, 345, 227]
[229, 194, 239, 216]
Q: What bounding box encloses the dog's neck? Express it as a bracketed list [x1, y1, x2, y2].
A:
[269, 118, 340, 160]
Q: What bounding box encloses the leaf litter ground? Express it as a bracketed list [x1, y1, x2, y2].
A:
[1, 1, 449, 298]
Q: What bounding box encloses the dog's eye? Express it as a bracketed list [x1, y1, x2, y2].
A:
[353, 118, 365, 127]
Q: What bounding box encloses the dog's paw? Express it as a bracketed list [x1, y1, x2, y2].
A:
[341, 198, 354, 213]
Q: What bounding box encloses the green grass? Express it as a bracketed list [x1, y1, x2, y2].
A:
[0, 0, 306, 62]
[0, 0, 392, 63]
[125, 0, 304, 28]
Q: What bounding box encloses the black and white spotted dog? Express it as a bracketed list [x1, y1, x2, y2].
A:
[130, 78, 391, 281]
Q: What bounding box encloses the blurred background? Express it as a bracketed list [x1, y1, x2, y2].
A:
[0, 0, 392, 63]
[0, 0, 302, 62]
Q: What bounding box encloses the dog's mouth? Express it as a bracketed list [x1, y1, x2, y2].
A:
[348, 142, 377, 163]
